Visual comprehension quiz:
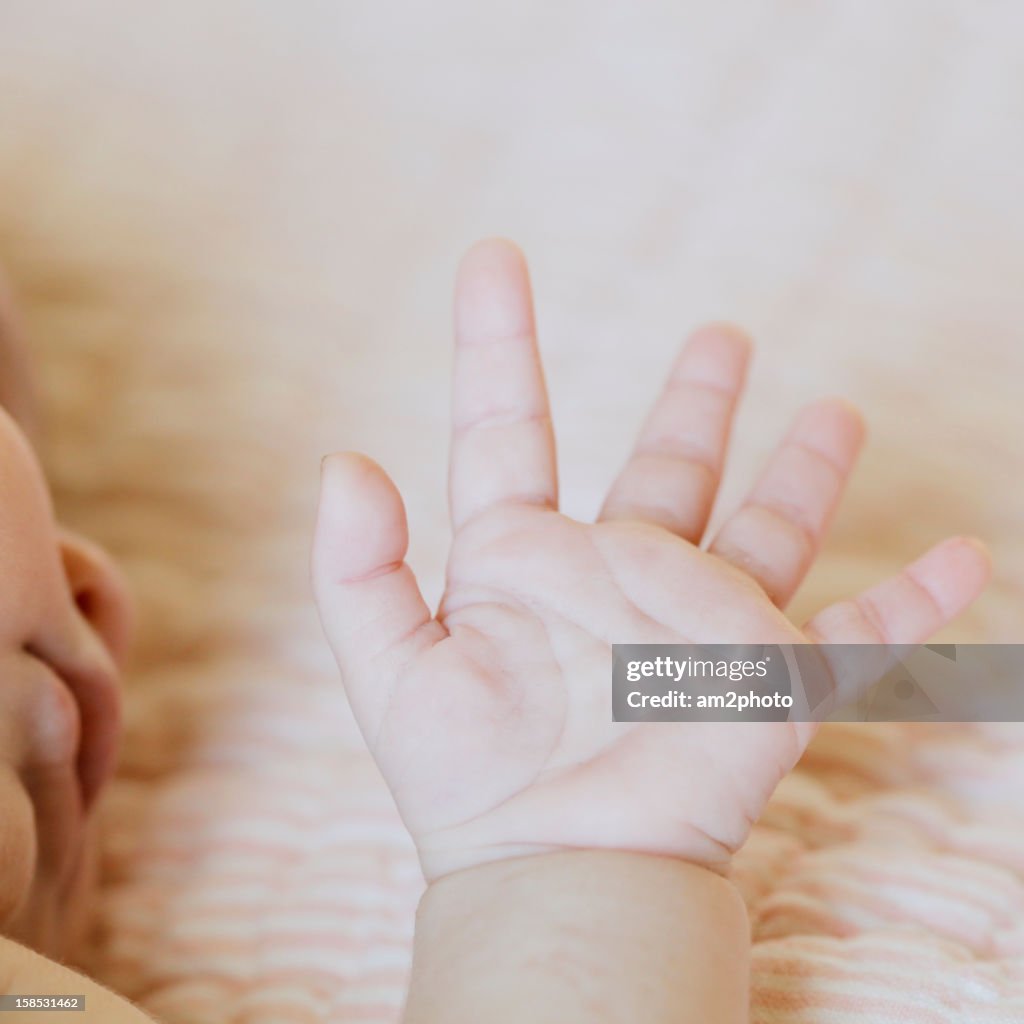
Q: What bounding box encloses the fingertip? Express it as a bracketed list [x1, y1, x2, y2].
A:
[688, 321, 753, 358]
[942, 534, 992, 584]
[675, 322, 753, 388]
[456, 237, 528, 291]
[473, 235, 525, 258]
[454, 238, 535, 345]
[798, 396, 865, 430]
[913, 535, 993, 617]
[788, 397, 867, 464]
[318, 451, 401, 512]
[320, 450, 385, 484]
[315, 452, 409, 585]
[820, 397, 866, 433]
[962, 535, 993, 569]
[319, 452, 396, 517]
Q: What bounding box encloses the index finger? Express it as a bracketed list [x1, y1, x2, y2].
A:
[448, 239, 557, 530]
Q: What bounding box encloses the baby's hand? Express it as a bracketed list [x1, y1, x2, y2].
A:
[313, 240, 989, 881]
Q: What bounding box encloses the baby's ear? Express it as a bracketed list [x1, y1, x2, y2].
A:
[58, 530, 135, 670]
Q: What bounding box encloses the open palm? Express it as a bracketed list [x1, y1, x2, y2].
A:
[313, 240, 989, 881]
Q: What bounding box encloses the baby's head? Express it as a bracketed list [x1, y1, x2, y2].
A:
[0, 282, 133, 952]
[0, 401, 132, 800]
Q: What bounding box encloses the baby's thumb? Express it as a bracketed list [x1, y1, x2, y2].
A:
[312, 454, 436, 726]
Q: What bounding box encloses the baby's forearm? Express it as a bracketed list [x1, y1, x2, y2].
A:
[403, 851, 749, 1024]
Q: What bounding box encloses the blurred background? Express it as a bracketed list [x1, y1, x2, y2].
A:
[0, 3, 1021, 1021]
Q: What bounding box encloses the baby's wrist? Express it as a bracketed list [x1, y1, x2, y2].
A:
[419, 840, 734, 880]
[408, 851, 750, 1022]
[417, 851, 748, 966]
[417, 830, 736, 885]
[420, 848, 743, 908]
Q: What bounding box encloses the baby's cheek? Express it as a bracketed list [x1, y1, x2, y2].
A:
[0, 766, 37, 928]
